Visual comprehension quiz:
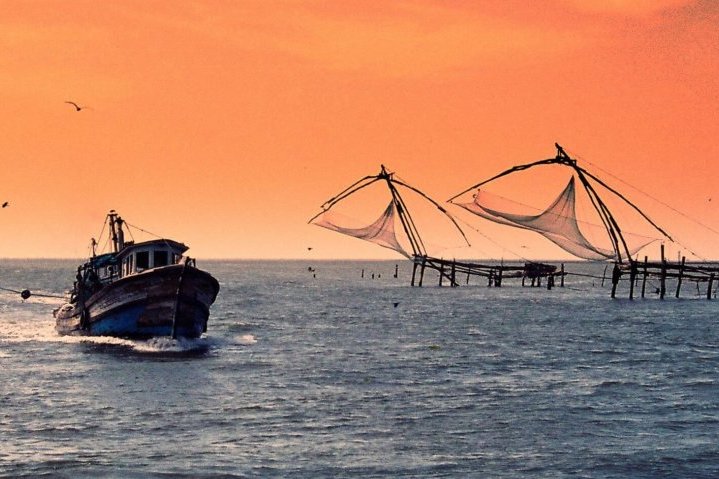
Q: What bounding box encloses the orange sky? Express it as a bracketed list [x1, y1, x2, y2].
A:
[1, 0, 718, 260]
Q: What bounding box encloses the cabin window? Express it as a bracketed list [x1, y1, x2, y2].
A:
[135, 251, 149, 271]
[154, 251, 169, 267]
[129, 255, 133, 274]
[173, 253, 182, 264]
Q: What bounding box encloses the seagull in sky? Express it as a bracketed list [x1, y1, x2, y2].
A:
[1, 202, 8, 208]
[64, 101, 88, 111]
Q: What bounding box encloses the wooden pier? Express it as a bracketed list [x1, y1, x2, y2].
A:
[409, 255, 566, 289]
[610, 245, 719, 300]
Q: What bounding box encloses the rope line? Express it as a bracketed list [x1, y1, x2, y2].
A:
[0, 285, 65, 300]
[453, 215, 530, 262]
[569, 150, 712, 260]
[124, 221, 163, 239]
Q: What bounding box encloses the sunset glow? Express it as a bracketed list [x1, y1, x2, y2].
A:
[1, 1, 717, 260]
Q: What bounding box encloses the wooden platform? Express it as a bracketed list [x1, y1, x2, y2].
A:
[410, 255, 566, 289]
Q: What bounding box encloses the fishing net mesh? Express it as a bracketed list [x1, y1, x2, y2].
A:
[312, 201, 411, 258]
[457, 177, 634, 260]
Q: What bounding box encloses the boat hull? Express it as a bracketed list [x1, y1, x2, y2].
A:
[54, 264, 219, 339]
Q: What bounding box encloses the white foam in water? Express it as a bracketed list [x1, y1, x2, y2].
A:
[0, 305, 212, 353]
[73, 335, 212, 354]
[132, 336, 211, 353]
[236, 334, 257, 345]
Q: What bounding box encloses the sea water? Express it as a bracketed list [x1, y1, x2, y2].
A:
[0, 259, 718, 478]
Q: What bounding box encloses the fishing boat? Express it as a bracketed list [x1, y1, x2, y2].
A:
[54, 210, 220, 339]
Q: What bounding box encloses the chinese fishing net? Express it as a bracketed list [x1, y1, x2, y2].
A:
[312, 201, 411, 258]
[456, 176, 654, 261]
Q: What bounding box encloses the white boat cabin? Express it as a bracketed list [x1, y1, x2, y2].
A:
[115, 239, 189, 279]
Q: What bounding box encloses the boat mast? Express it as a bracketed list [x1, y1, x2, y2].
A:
[107, 210, 126, 253]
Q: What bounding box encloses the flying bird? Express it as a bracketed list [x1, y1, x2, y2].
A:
[1, 202, 8, 208]
[64, 101, 87, 111]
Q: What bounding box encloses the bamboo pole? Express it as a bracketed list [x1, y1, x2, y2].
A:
[641, 256, 648, 298]
[419, 257, 426, 287]
[560, 263, 565, 287]
[601, 264, 608, 287]
[451, 261, 457, 288]
[708, 274, 714, 300]
[675, 256, 686, 298]
[629, 261, 636, 300]
[610, 263, 619, 298]
[660, 244, 666, 300]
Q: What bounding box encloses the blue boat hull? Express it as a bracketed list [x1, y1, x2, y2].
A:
[55, 264, 219, 339]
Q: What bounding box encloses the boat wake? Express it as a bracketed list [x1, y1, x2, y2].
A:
[1, 292, 254, 356]
[130, 336, 213, 354]
[0, 310, 216, 355]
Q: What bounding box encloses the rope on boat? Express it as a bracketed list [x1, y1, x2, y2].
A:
[124, 221, 180, 254]
[0, 285, 65, 300]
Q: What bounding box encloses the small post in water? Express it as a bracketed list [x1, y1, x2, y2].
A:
[660, 244, 666, 300]
[611, 262, 621, 299]
[675, 256, 686, 298]
[708, 274, 715, 300]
